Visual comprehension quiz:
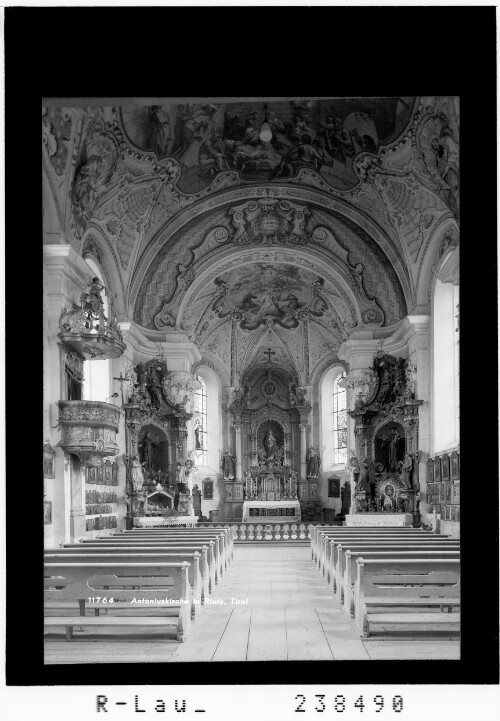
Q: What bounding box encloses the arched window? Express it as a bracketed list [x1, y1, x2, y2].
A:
[333, 372, 347, 465]
[194, 375, 207, 465]
[320, 366, 347, 470]
[82, 258, 111, 403]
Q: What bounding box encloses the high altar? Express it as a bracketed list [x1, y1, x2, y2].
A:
[223, 359, 319, 523]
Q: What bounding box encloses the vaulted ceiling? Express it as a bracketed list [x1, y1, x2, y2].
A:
[43, 96, 459, 383]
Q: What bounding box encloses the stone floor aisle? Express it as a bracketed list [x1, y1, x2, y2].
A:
[44, 546, 460, 664]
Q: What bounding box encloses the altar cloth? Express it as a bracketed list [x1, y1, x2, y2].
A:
[242, 499, 301, 523]
[345, 513, 413, 527]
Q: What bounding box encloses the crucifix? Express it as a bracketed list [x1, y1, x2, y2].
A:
[263, 347, 276, 365]
[113, 372, 128, 406]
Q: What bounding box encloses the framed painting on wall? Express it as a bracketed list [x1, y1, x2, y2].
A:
[441, 454, 450, 481]
[426, 458, 434, 484]
[328, 477, 340, 498]
[450, 451, 460, 480]
[445, 482, 452, 503]
[433, 456, 441, 483]
[203, 479, 213, 499]
[452, 483, 460, 504]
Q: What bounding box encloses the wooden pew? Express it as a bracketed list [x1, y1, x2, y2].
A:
[53, 544, 214, 595]
[77, 536, 225, 582]
[315, 528, 442, 572]
[316, 531, 442, 576]
[310, 525, 430, 561]
[324, 537, 457, 587]
[45, 551, 207, 616]
[312, 526, 436, 566]
[110, 529, 232, 574]
[63, 542, 216, 590]
[339, 548, 460, 616]
[122, 527, 234, 564]
[354, 558, 460, 638]
[44, 561, 192, 642]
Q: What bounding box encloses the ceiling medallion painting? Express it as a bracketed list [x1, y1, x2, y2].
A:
[120, 98, 415, 194]
[211, 263, 328, 331]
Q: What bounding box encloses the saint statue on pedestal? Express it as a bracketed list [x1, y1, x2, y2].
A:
[307, 447, 321, 478]
[221, 449, 236, 480]
[130, 456, 145, 493]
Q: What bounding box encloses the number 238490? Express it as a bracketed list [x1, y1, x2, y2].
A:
[294, 695, 404, 714]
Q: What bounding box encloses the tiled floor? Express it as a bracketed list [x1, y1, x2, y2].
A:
[44, 545, 460, 664]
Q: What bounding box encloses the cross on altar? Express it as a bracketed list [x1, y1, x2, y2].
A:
[113, 372, 128, 406]
[263, 347, 276, 364]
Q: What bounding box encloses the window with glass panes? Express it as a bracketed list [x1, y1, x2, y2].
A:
[333, 373, 347, 465]
[194, 375, 207, 464]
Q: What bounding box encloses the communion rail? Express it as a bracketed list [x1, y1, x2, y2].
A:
[203, 522, 314, 542]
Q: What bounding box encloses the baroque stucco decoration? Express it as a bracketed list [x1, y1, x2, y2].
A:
[44, 98, 458, 336]
[71, 118, 123, 239]
[143, 195, 394, 334]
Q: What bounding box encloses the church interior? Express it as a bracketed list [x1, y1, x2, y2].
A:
[43, 95, 460, 663]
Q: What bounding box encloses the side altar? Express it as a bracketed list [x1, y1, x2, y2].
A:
[347, 352, 423, 527]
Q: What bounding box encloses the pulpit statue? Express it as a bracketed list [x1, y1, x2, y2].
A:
[221, 449, 236, 480]
[307, 447, 321, 479]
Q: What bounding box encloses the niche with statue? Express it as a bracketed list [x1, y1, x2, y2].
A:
[349, 352, 423, 521]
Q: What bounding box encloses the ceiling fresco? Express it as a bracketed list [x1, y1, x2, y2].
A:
[211, 263, 328, 330]
[120, 97, 416, 194]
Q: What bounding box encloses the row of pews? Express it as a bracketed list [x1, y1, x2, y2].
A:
[44, 527, 234, 643]
[311, 525, 460, 638]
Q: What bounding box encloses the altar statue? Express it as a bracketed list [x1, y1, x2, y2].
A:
[139, 431, 159, 471]
[221, 448, 236, 479]
[383, 427, 401, 471]
[356, 458, 370, 493]
[307, 447, 321, 478]
[176, 460, 188, 492]
[264, 429, 277, 457]
[130, 456, 145, 493]
[403, 453, 414, 488]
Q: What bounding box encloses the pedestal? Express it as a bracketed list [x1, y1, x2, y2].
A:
[345, 513, 414, 527]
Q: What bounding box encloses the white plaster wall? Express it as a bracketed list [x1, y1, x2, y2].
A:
[432, 280, 459, 453]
